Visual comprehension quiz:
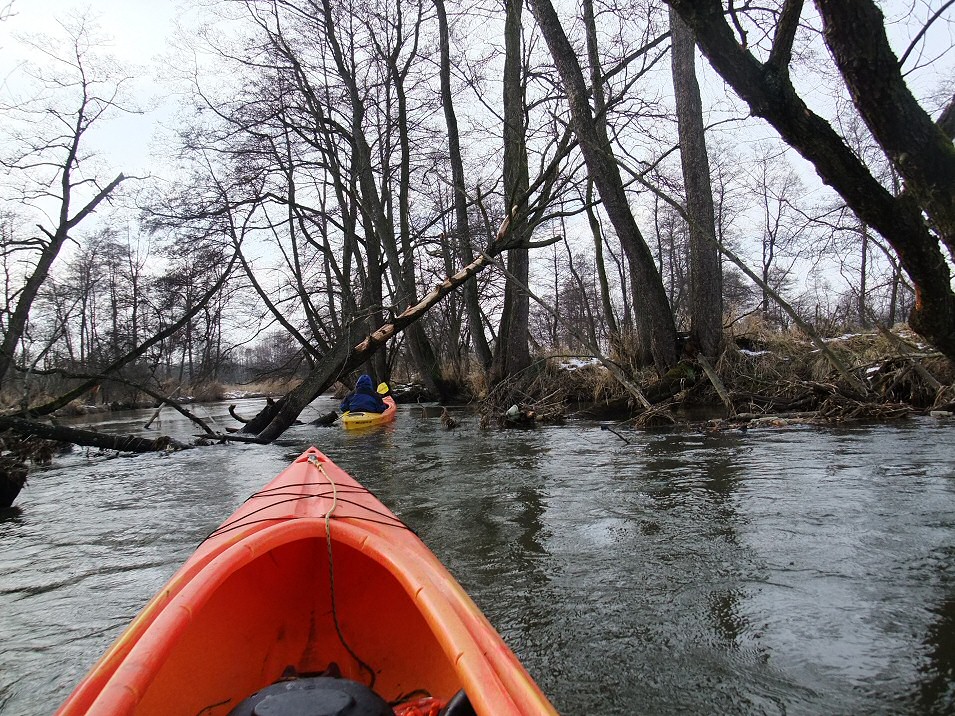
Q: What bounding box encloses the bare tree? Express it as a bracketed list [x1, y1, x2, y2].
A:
[749, 145, 804, 323]
[526, 0, 679, 374]
[666, 0, 955, 363]
[0, 17, 131, 390]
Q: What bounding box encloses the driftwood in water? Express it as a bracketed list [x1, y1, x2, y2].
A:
[697, 354, 735, 415]
[138, 387, 213, 434]
[230, 398, 276, 426]
[310, 411, 339, 427]
[0, 416, 190, 453]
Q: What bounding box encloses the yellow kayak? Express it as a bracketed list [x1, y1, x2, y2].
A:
[341, 395, 397, 430]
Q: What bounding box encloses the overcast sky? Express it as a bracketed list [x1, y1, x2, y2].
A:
[1, 1, 176, 62]
[1, 1, 181, 174]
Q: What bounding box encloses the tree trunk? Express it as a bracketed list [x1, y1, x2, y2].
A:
[668, 6, 723, 357]
[491, 0, 532, 384]
[526, 0, 678, 373]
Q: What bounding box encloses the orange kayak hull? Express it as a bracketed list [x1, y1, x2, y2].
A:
[341, 396, 397, 430]
[54, 447, 556, 716]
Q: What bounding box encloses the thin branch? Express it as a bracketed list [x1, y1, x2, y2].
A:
[898, 0, 955, 69]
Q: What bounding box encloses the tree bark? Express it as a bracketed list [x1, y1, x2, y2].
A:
[585, 180, 620, 344]
[526, 0, 679, 373]
[491, 0, 533, 384]
[668, 7, 723, 357]
[815, 0, 955, 259]
[319, 0, 445, 397]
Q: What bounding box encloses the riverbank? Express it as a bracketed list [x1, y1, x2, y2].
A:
[5, 327, 952, 461]
[479, 327, 955, 428]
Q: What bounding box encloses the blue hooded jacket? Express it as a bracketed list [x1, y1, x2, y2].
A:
[340, 374, 387, 413]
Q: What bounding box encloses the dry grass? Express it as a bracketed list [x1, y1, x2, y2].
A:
[489, 326, 955, 425]
[708, 326, 953, 415]
[220, 377, 300, 398]
[190, 381, 227, 402]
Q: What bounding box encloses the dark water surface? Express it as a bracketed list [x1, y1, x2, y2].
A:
[2, 398, 954, 715]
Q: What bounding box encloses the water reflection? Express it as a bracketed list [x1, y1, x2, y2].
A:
[915, 593, 955, 712]
[2, 406, 955, 716]
[0, 506, 23, 524]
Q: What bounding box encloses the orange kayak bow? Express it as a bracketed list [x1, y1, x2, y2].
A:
[55, 447, 556, 716]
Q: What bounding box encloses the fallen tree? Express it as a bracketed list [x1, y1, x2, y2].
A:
[0, 416, 191, 452]
[239, 212, 551, 442]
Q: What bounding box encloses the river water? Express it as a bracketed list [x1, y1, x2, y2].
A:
[1, 397, 954, 715]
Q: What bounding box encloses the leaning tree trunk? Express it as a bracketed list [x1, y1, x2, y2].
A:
[244, 218, 518, 442]
[666, 0, 955, 364]
[526, 0, 679, 373]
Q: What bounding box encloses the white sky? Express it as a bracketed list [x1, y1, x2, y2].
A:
[1, 1, 176, 58]
[0, 1, 180, 174]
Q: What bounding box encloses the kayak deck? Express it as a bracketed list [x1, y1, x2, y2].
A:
[56, 447, 556, 716]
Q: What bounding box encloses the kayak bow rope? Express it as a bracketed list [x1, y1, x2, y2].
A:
[307, 454, 376, 688]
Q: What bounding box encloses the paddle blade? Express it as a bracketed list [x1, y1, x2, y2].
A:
[377, 382, 389, 395]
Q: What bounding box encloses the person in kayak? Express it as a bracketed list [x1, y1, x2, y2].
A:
[340, 374, 387, 413]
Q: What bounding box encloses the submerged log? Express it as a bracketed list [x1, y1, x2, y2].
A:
[0, 457, 28, 508]
[0, 416, 191, 453]
[229, 404, 251, 423]
[310, 411, 339, 427]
